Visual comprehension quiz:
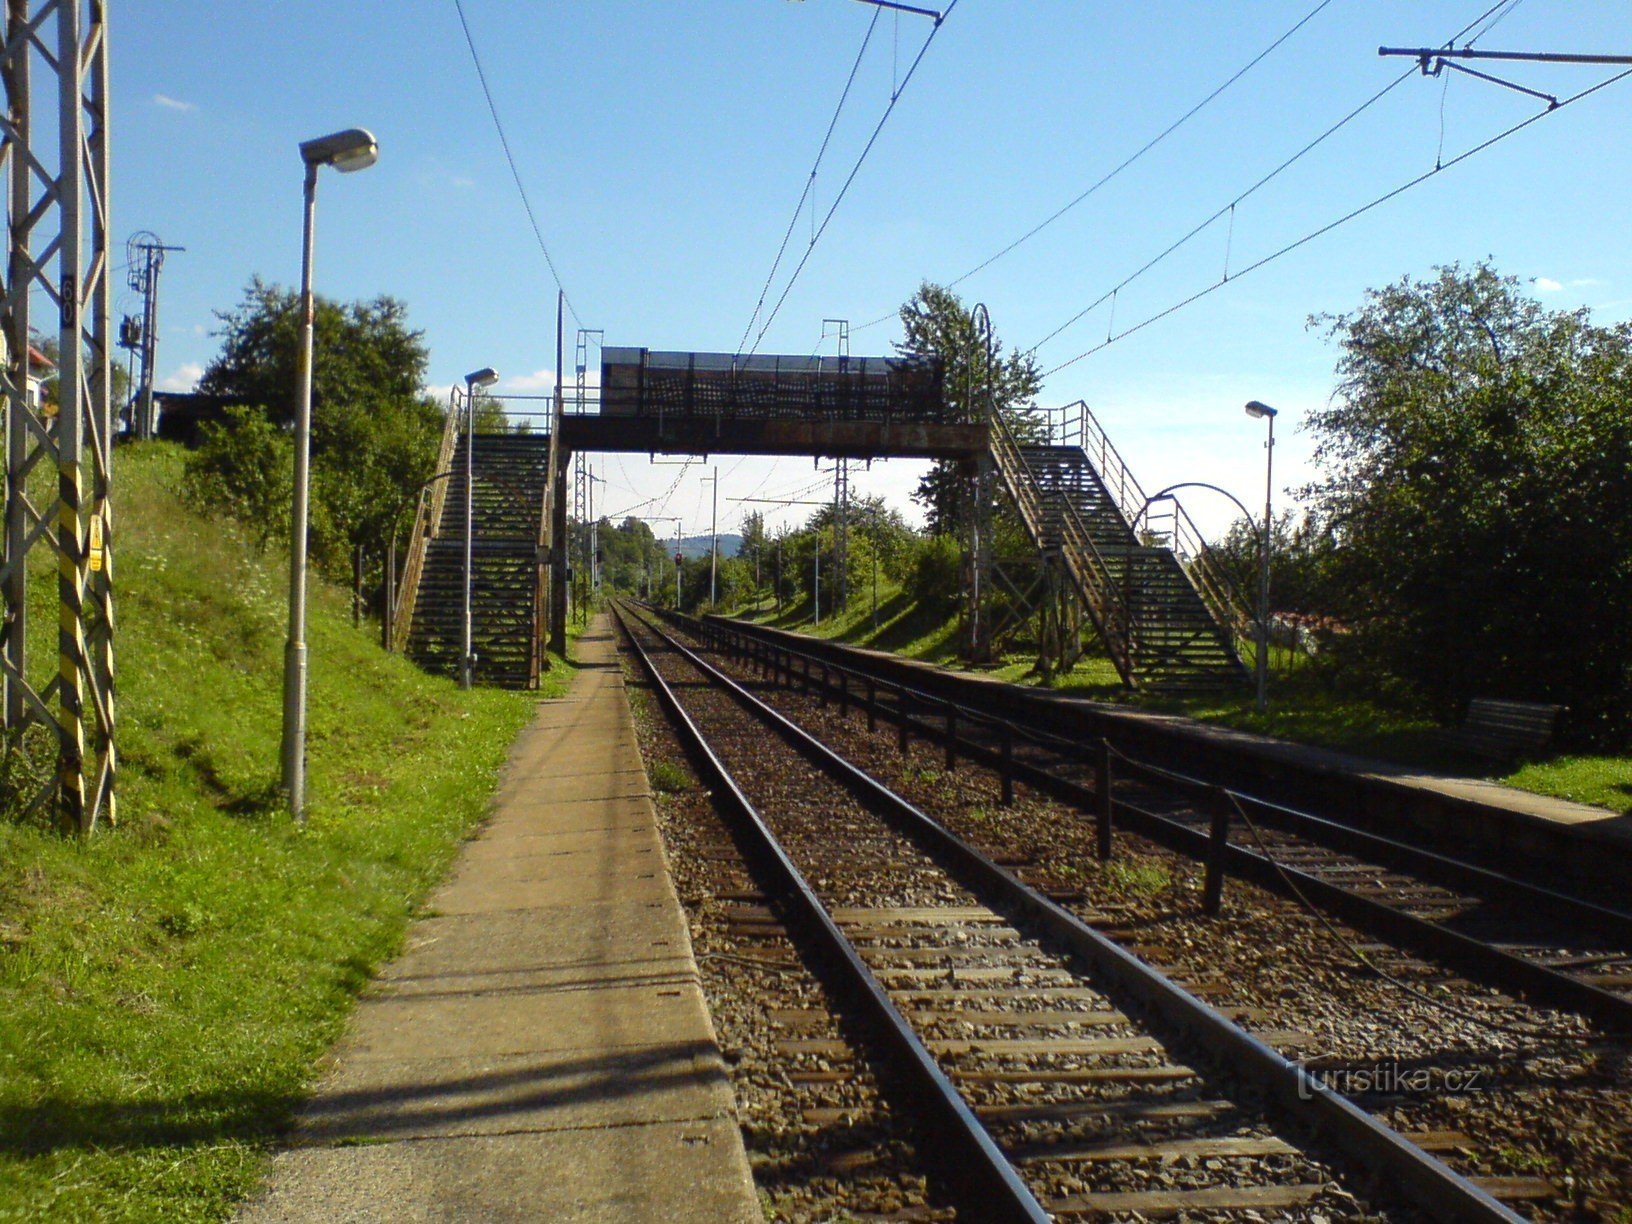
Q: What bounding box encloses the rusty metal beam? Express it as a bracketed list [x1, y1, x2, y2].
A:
[558, 416, 987, 461]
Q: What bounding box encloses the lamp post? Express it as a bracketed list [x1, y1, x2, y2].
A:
[1244, 400, 1279, 714]
[462, 367, 500, 688]
[282, 127, 378, 823]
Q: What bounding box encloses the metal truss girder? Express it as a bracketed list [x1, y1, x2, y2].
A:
[2, 0, 114, 833]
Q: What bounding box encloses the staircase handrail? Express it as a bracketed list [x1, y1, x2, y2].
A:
[1144, 497, 1256, 659]
[989, 411, 1134, 681]
[392, 387, 463, 652]
[1054, 399, 1149, 531]
[1054, 398, 1253, 671]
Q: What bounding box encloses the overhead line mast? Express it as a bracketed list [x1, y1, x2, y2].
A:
[1, 1, 115, 832]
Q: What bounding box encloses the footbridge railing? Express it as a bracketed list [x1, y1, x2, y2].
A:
[1036, 399, 1258, 660]
[989, 410, 1134, 682]
[391, 387, 463, 653]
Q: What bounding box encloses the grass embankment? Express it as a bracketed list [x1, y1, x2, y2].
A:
[737, 586, 1632, 815]
[0, 445, 566, 1220]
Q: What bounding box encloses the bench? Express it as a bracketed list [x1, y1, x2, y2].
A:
[1443, 698, 1566, 765]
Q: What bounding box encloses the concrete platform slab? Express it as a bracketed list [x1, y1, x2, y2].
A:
[239, 617, 759, 1223]
[378, 900, 691, 985]
[245, 1118, 758, 1224]
[431, 859, 675, 916]
[290, 1044, 734, 1142]
[343, 978, 719, 1061]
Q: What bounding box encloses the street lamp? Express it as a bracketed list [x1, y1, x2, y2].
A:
[1244, 400, 1278, 714]
[462, 367, 500, 688]
[282, 127, 379, 823]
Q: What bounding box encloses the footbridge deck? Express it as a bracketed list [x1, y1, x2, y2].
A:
[557, 346, 987, 461]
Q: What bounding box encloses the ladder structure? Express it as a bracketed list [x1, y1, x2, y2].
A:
[988, 401, 1253, 693]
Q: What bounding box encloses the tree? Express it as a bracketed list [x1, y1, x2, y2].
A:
[897, 282, 1043, 534]
[186, 278, 443, 580]
[1304, 262, 1632, 746]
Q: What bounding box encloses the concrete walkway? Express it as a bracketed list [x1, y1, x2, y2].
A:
[242, 616, 760, 1223]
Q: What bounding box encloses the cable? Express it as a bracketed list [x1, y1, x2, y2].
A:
[739, 7, 883, 355]
[748, 0, 960, 356]
[1465, 0, 1529, 47]
[854, 0, 1522, 339]
[952, 2, 1341, 297]
[1040, 66, 1632, 377]
[849, 0, 1348, 334]
[452, 0, 584, 328]
[1028, 66, 1417, 354]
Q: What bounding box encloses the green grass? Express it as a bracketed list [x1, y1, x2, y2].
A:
[743, 577, 971, 665]
[728, 586, 1632, 816]
[647, 758, 690, 794]
[0, 445, 565, 1220]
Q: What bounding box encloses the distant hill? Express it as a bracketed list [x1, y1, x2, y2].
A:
[674, 533, 742, 559]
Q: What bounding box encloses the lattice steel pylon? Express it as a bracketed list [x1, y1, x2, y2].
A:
[1, 1, 115, 833]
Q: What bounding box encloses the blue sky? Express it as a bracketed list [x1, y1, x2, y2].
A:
[120, 2, 1631, 542]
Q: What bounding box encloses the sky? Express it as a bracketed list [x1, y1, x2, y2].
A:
[117, 1, 1631, 544]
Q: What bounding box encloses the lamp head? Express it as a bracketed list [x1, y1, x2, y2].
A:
[465, 367, 500, 390]
[1244, 400, 1278, 419]
[300, 128, 379, 173]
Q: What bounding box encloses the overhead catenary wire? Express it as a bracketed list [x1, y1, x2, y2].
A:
[1026, 0, 1579, 366]
[738, 7, 883, 356]
[849, 0, 1523, 339]
[747, 0, 959, 356]
[850, 0, 1349, 334]
[1038, 65, 1632, 378]
[1027, 64, 1419, 355]
[452, 0, 584, 329]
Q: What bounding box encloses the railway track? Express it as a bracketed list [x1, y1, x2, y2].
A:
[692, 612, 1632, 1032]
[614, 601, 1530, 1221]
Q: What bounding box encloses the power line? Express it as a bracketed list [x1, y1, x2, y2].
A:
[1026, 0, 1536, 358]
[851, 0, 1520, 338]
[451, 0, 584, 328]
[849, 0, 1349, 335]
[747, 0, 959, 355]
[739, 7, 883, 355]
[1040, 66, 1632, 379]
[1028, 65, 1416, 354]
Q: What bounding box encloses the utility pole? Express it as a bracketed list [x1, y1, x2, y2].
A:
[549, 290, 568, 655]
[124, 233, 183, 440]
[702, 465, 719, 607]
[833, 457, 849, 611]
[872, 538, 879, 633]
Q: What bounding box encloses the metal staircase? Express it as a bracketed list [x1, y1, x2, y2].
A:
[398, 422, 551, 688]
[989, 401, 1253, 692]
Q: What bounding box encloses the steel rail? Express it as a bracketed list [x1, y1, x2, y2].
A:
[694, 613, 1632, 1025]
[623, 602, 1521, 1222]
[611, 604, 1050, 1223]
